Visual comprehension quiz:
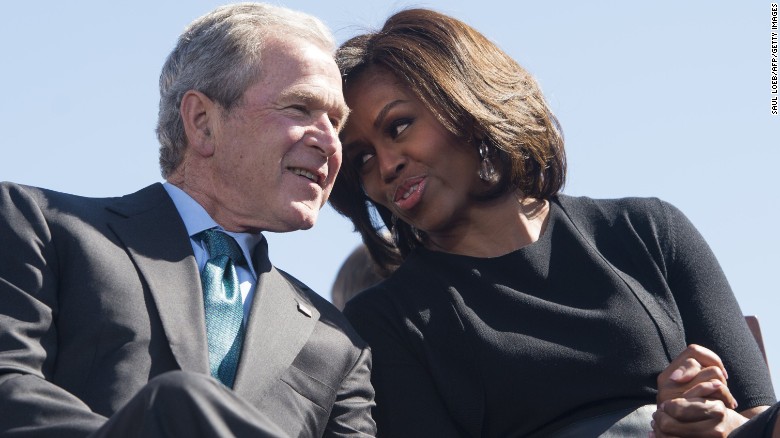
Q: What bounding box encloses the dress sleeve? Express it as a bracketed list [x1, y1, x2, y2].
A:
[344, 290, 464, 437]
[0, 183, 107, 436]
[661, 200, 776, 409]
[729, 401, 780, 437]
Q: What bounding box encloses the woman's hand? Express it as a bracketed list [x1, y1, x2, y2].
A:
[651, 344, 770, 437]
[656, 344, 736, 409]
[651, 397, 749, 438]
[651, 378, 748, 437]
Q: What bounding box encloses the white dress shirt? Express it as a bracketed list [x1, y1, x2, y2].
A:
[163, 182, 264, 323]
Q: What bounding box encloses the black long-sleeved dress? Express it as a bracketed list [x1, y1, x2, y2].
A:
[344, 195, 776, 437]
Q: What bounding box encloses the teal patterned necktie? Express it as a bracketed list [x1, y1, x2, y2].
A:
[198, 228, 245, 388]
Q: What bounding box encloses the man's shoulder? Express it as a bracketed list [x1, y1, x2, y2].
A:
[0, 182, 180, 241]
[0, 181, 106, 223]
[0, 181, 68, 205]
[275, 267, 367, 345]
[0, 181, 166, 211]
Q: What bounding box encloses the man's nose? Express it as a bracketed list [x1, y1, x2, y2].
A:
[306, 113, 339, 157]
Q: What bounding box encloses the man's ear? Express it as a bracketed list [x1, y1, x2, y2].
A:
[181, 90, 218, 157]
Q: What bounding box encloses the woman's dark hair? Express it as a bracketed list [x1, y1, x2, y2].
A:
[329, 8, 566, 273]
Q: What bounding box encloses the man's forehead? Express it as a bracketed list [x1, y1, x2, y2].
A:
[257, 40, 340, 91]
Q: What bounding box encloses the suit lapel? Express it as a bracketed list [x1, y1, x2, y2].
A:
[106, 184, 209, 374]
[233, 237, 319, 400]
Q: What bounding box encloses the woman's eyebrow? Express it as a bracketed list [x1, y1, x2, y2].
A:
[373, 100, 406, 129]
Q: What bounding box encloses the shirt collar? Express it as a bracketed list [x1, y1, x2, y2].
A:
[163, 182, 263, 277]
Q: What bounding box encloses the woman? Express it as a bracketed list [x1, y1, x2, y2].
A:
[328, 8, 775, 437]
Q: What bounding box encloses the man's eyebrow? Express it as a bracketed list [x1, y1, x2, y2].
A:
[282, 89, 346, 109]
[280, 89, 320, 103]
[281, 89, 349, 121]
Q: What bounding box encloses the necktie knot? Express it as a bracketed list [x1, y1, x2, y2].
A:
[199, 228, 245, 266]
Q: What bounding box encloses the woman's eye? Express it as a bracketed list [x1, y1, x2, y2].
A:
[352, 151, 375, 170]
[389, 119, 412, 138]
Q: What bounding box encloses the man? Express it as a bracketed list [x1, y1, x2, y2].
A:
[0, 3, 375, 437]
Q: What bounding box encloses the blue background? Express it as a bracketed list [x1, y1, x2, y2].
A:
[2, 1, 777, 394]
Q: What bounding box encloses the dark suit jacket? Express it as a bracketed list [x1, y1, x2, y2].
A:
[0, 182, 375, 437]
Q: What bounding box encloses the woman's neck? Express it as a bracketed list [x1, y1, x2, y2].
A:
[424, 192, 550, 258]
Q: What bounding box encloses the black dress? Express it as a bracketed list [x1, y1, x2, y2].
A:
[344, 195, 775, 437]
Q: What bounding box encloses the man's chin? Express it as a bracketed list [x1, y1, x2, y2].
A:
[294, 216, 317, 231]
[277, 204, 320, 232]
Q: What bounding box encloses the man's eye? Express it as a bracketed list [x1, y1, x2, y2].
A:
[289, 105, 309, 114]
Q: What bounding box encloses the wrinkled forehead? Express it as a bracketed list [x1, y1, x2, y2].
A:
[243, 37, 349, 116]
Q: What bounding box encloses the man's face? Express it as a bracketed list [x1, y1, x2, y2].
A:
[206, 36, 347, 233]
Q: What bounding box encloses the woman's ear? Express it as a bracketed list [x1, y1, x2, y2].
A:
[180, 90, 218, 157]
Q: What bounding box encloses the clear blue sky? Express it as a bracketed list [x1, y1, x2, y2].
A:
[2, 1, 778, 394]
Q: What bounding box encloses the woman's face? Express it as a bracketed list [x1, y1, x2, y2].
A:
[341, 68, 484, 237]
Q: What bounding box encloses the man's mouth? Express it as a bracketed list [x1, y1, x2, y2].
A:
[290, 167, 320, 184]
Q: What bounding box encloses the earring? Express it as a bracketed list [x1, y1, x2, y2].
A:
[478, 141, 499, 184]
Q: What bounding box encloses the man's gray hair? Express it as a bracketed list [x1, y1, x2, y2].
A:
[157, 2, 335, 178]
